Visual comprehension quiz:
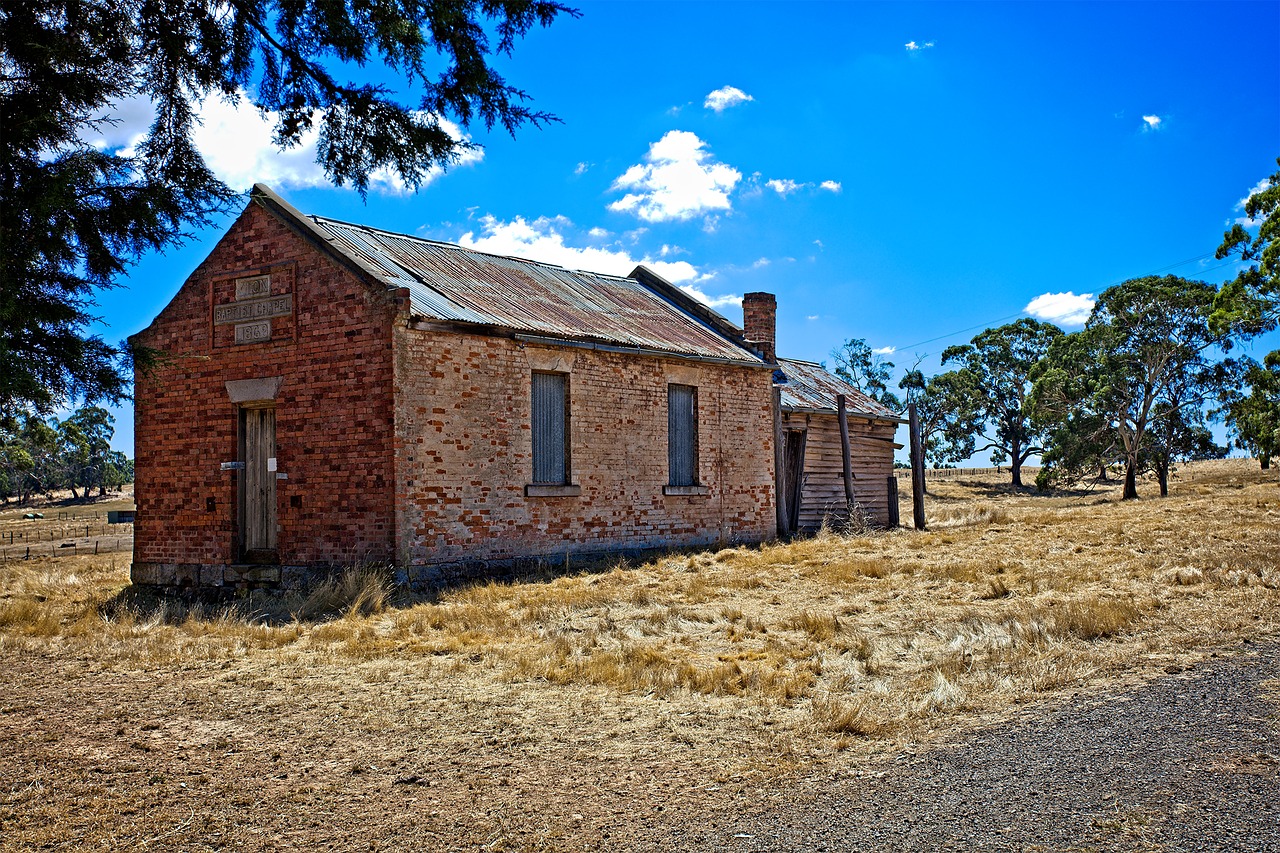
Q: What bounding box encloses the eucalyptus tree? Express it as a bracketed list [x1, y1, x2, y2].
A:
[831, 338, 901, 411]
[1223, 353, 1280, 469]
[56, 406, 115, 498]
[1032, 276, 1228, 500]
[939, 318, 1063, 487]
[898, 367, 980, 478]
[1, 0, 575, 414]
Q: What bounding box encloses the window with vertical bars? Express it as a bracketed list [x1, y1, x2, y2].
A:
[668, 384, 698, 486]
[531, 372, 569, 484]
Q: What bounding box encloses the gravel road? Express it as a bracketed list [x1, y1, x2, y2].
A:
[663, 642, 1279, 852]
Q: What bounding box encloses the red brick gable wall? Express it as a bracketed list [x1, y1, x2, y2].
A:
[392, 328, 777, 574]
[131, 201, 400, 584]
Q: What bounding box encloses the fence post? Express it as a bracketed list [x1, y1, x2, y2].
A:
[909, 403, 927, 531]
[886, 475, 900, 528]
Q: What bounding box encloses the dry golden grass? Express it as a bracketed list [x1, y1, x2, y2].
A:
[4, 459, 1277, 741]
[1, 460, 1277, 848]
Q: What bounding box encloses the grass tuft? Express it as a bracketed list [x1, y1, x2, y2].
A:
[292, 564, 395, 620]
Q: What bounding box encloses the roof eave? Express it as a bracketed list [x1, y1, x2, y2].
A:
[781, 404, 906, 424]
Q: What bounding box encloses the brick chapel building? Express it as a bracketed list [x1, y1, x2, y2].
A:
[130, 185, 897, 590]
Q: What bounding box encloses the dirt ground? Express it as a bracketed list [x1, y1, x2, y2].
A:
[1, 461, 1277, 850]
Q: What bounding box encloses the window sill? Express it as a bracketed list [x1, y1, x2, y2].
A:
[663, 485, 710, 496]
[525, 484, 582, 497]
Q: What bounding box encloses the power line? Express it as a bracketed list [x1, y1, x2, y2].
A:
[891, 312, 1026, 354]
[884, 254, 1242, 361]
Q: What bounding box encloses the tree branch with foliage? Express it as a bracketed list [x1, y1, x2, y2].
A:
[1212, 157, 1279, 340]
[0, 0, 576, 416]
[830, 338, 901, 411]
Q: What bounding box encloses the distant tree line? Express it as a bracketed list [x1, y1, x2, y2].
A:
[0, 406, 131, 503]
[831, 158, 1280, 499]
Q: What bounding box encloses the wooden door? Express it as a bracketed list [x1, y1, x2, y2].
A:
[783, 429, 807, 532]
[239, 406, 277, 562]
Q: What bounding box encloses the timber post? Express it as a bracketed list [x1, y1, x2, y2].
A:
[886, 475, 900, 528]
[909, 402, 926, 530]
[772, 385, 789, 539]
[837, 394, 855, 511]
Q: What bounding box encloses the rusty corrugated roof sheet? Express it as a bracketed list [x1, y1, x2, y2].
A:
[305, 215, 763, 365]
[776, 358, 903, 422]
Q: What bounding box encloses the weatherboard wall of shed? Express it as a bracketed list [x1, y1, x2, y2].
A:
[783, 412, 898, 530]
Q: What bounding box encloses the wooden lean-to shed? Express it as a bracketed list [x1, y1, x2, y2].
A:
[739, 293, 904, 533]
[774, 359, 904, 531]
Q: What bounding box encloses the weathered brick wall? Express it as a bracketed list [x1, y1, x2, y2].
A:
[131, 201, 400, 586]
[393, 329, 777, 574]
[742, 292, 777, 363]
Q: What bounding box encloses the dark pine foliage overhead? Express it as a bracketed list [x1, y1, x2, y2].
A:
[0, 0, 575, 416]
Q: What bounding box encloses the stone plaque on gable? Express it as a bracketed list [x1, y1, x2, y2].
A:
[213, 266, 296, 348]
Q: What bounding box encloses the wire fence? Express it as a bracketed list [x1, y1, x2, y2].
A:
[894, 466, 1041, 479]
[2, 536, 133, 562]
[1, 513, 134, 563]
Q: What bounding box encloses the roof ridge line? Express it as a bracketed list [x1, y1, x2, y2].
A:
[310, 214, 639, 282]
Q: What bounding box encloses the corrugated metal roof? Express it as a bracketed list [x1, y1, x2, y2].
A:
[776, 358, 902, 421]
[306, 215, 761, 364]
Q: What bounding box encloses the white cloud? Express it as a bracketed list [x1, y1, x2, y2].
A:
[766, 178, 841, 197]
[766, 178, 806, 196]
[752, 257, 770, 268]
[587, 227, 610, 238]
[1025, 291, 1095, 326]
[1141, 114, 1163, 131]
[679, 283, 741, 310]
[609, 131, 742, 222]
[574, 162, 591, 175]
[806, 315, 819, 321]
[90, 92, 480, 194]
[905, 40, 935, 51]
[873, 346, 897, 355]
[456, 214, 713, 288]
[813, 239, 824, 249]
[704, 86, 755, 112]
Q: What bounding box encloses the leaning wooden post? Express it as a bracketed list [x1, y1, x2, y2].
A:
[836, 394, 855, 509]
[886, 475, 900, 528]
[772, 386, 789, 539]
[908, 402, 926, 530]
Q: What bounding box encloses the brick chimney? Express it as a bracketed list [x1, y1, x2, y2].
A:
[742, 292, 777, 364]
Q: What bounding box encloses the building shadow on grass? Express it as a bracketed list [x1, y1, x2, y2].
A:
[99, 544, 730, 628]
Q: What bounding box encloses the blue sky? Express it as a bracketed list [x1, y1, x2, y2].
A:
[92, 0, 1280, 457]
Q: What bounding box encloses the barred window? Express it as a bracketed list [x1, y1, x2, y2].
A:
[531, 372, 569, 484]
[668, 384, 698, 486]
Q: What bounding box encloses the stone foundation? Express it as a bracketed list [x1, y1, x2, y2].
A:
[131, 533, 767, 595]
